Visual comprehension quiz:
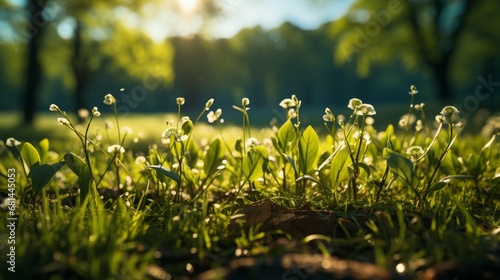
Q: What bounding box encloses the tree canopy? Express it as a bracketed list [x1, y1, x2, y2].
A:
[330, 0, 500, 100]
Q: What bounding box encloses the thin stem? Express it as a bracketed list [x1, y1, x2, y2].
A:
[423, 125, 456, 200]
[402, 93, 415, 148]
[113, 103, 121, 143]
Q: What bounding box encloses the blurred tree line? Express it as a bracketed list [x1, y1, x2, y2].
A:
[0, 0, 499, 124]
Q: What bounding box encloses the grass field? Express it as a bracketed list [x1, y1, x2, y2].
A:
[1, 95, 499, 279]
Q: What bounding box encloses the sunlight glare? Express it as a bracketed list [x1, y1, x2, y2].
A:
[177, 0, 199, 15]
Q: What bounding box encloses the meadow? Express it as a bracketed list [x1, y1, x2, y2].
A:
[0, 89, 499, 280]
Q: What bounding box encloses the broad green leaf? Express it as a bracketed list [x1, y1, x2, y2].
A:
[277, 120, 297, 153]
[242, 146, 269, 182]
[64, 153, 92, 201]
[204, 138, 224, 176]
[330, 146, 350, 187]
[38, 138, 49, 164]
[148, 165, 181, 184]
[182, 119, 193, 135]
[21, 142, 41, 173]
[383, 148, 418, 187]
[298, 126, 320, 174]
[31, 161, 66, 195]
[235, 139, 243, 154]
[185, 140, 199, 168]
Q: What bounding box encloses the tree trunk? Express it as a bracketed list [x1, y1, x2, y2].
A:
[22, 0, 47, 124]
[432, 63, 451, 100]
[71, 19, 87, 123]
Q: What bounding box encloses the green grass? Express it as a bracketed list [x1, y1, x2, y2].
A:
[0, 92, 499, 279]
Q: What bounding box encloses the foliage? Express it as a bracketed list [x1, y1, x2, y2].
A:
[330, 0, 500, 99]
[1, 86, 499, 279]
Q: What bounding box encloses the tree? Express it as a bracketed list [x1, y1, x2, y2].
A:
[330, 0, 500, 100]
[22, 0, 49, 124]
[15, 0, 178, 124]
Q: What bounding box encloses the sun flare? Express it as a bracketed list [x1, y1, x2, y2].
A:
[176, 0, 199, 15]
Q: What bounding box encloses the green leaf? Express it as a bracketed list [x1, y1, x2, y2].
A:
[235, 138, 243, 154]
[64, 153, 92, 201]
[277, 120, 297, 153]
[383, 148, 418, 187]
[298, 126, 319, 174]
[148, 165, 181, 184]
[330, 146, 350, 187]
[31, 161, 66, 195]
[296, 175, 322, 187]
[21, 142, 41, 173]
[492, 167, 500, 182]
[428, 173, 476, 193]
[185, 140, 199, 168]
[429, 181, 447, 192]
[351, 162, 371, 178]
[38, 138, 49, 164]
[182, 119, 193, 135]
[283, 153, 298, 177]
[242, 146, 269, 182]
[203, 138, 224, 176]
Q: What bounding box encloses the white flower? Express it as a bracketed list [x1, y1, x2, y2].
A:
[287, 108, 297, 119]
[414, 103, 425, 110]
[103, 94, 116, 105]
[245, 137, 260, 148]
[176, 97, 185, 105]
[292, 95, 301, 108]
[92, 107, 101, 117]
[347, 98, 363, 110]
[440, 106, 460, 117]
[436, 106, 461, 125]
[49, 104, 59, 112]
[435, 115, 446, 124]
[57, 118, 69, 126]
[408, 85, 418, 95]
[242, 97, 250, 107]
[162, 127, 180, 138]
[205, 98, 214, 110]
[356, 104, 376, 116]
[207, 109, 222, 123]
[6, 137, 21, 147]
[107, 145, 125, 154]
[322, 107, 334, 122]
[279, 98, 295, 109]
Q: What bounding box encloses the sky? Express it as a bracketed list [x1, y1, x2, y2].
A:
[145, 0, 354, 41]
[210, 0, 353, 38]
[1, 0, 354, 42]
